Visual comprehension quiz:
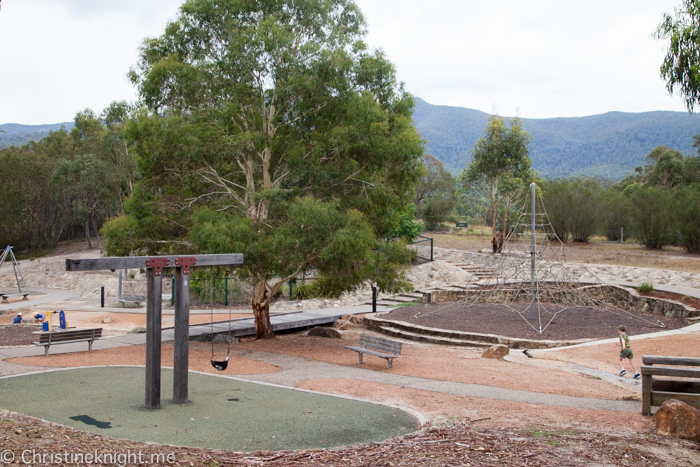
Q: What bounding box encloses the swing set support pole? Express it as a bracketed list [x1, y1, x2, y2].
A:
[145, 269, 163, 410]
[173, 265, 191, 405]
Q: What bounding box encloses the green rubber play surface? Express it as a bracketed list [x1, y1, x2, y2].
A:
[0, 367, 419, 451]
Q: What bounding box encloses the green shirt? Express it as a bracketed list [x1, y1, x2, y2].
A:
[619, 332, 631, 350]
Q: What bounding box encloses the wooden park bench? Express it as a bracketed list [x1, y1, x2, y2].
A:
[1, 292, 30, 303]
[346, 334, 402, 368]
[119, 294, 145, 307]
[641, 355, 700, 415]
[33, 328, 103, 356]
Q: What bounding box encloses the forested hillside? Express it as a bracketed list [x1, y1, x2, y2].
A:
[413, 98, 700, 178]
[0, 122, 74, 149]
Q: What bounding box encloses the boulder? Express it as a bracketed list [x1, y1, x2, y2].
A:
[308, 327, 341, 338]
[655, 399, 700, 442]
[349, 314, 365, 325]
[212, 334, 239, 344]
[101, 316, 113, 323]
[129, 326, 147, 334]
[481, 344, 509, 360]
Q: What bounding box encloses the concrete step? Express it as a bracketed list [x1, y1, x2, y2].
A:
[377, 325, 492, 348]
[364, 293, 422, 306]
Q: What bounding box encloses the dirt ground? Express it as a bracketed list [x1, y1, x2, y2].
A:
[297, 378, 651, 433]
[8, 341, 280, 376]
[538, 331, 700, 374]
[4, 325, 700, 464]
[238, 331, 638, 400]
[429, 230, 700, 272]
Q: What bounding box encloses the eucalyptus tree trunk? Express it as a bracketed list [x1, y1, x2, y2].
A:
[490, 178, 501, 253]
[252, 278, 274, 339]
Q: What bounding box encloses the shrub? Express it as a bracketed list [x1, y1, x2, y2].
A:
[673, 186, 700, 253]
[625, 184, 672, 249]
[638, 282, 654, 294]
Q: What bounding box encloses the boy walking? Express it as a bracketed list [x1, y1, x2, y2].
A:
[617, 325, 640, 379]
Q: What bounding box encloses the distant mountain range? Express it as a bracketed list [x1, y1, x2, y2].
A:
[5, 101, 700, 181]
[0, 122, 74, 149]
[412, 98, 700, 179]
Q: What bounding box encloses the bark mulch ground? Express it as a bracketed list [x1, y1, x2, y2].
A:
[0, 325, 41, 346]
[387, 303, 687, 340]
[2, 410, 699, 466]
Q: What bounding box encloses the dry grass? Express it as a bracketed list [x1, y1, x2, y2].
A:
[425, 229, 700, 272]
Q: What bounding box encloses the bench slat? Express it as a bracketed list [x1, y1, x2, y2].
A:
[651, 391, 700, 409]
[641, 365, 700, 378]
[643, 356, 700, 366]
[35, 329, 102, 344]
[653, 379, 700, 394]
[358, 335, 401, 353]
[345, 346, 395, 359]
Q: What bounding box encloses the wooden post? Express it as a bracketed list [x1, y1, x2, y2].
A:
[642, 373, 652, 415]
[173, 265, 191, 405]
[145, 268, 163, 409]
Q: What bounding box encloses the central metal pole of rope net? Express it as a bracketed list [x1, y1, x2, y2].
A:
[530, 182, 536, 321]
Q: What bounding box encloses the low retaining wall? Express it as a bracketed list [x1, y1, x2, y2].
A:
[422, 284, 698, 319]
[363, 314, 595, 350]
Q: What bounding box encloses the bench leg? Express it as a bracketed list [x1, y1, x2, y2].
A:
[387, 358, 393, 369]
[358, 352, 363, 365]
[44, 345, 49, 357]
[89, 340, 93, 352]
[1, 297, 7, 304]
[642, 374, 652, 416]
[22, 294, 29, 300]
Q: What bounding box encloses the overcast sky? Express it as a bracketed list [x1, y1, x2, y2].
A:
[0, 0, 686, 125]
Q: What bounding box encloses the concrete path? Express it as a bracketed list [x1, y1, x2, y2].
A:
[232, 349, 640, 413]
[0, 288, 79, 312]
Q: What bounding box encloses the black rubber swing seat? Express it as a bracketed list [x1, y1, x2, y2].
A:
[211, 357, 229, 371]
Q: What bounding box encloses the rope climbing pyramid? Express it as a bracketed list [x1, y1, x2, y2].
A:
[417, 183, 664, 335]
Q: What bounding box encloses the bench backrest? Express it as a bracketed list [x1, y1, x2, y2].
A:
[642, 356, 700, 367]
[36, 328, 102, 344]
[359, 334, 402, 355]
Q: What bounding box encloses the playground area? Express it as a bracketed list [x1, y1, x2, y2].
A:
[1, 241, 700, 465]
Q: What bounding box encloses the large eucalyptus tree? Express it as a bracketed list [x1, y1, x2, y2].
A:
[105, 0, 423, 338]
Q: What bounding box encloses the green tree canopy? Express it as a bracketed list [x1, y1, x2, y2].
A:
[656, 0, 700, 113]
[415, 154, 456, 230]
[463, 115, 532, 252]
[105, 0, 423, 338]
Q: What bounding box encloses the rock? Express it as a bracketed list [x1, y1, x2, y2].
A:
[429, 416, 455, 429]
[655, 399, 700, 442]
[308, 327, 341, 338]
[349, 314, 365, 324]
[334, 319, 360, 330]
[212, 334, 239, 344]
[481, 344, 510, 360]
[193, 333, 213, 342]
[129, 327, 147, 334]
[101, 316, 113, 323]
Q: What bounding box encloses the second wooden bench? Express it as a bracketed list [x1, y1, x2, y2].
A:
[346, 334, 402, 368]
[33, 328, 103, 356]
[641, 355, 700, 415]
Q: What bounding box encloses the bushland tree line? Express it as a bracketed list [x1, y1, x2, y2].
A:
[4, 0, 700, 339]
[0, 104, 135, 252]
